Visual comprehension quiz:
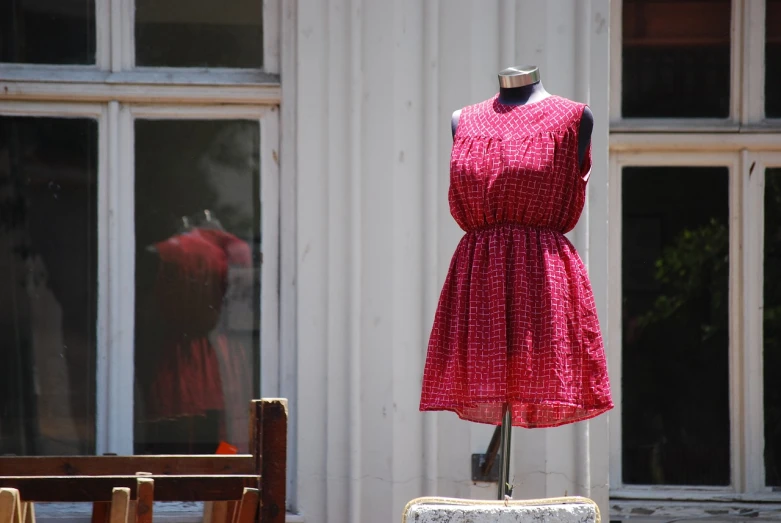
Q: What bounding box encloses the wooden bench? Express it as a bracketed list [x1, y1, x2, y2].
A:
[0, 399, 287, 523]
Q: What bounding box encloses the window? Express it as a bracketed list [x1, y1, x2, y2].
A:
[610, 1, 781, 520]
[0, 0, 282, 459]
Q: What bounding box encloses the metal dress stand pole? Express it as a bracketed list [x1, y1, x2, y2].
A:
[498, 405, 512, 500]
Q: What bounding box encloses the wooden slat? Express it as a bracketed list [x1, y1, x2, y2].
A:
[0, 476, 257, 502]
[0, 456, 254, 476]
[0, 489, 22, 523]
[108, 489, 130, 523]
[91, 502, 110, 523]
[253, 399, 287, 523]
[21, 503, 34, 523]
[233, 489, 259, 523]
[134, 479, 153, 523]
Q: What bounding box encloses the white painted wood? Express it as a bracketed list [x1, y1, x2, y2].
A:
[609, 0, 622, 123]
[611, 499, 781, 521]
[96, 104, 111, 456]
[264, 0, 282, 74]
[123, 0, 135, 69]
[278, 0, 299, 510]
[260, 108, 281, 399]
[730, 0, 744, 123]
[96, 0, 111, 70]
[0, 74, 280, 105]
[610, 133, 781, 152]
[742, 0, 766, 124]
[110, 0, 123, 72]
[421, 0, 440, 500]
[728, 152, 745, 494]
[742, 150, 765, 494]
[585, 1, 611, 512]
[294, 0, 330, 520]
[109, 101, 135, 455]
[347, 0, 363, 519]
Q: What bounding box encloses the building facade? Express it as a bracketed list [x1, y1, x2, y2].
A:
[1, 1, 780, 522]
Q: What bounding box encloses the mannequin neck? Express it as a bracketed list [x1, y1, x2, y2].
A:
[497, 81, 549, 106]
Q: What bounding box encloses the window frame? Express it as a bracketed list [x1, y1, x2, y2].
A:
[609, 0, 781, 519]
[609, 0, 781, 131]
[0, 0, 287, 458]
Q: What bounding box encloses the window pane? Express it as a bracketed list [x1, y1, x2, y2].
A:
[0, 116, 98, 455]
[622, 0, 731, 118]
[135, 0, 263, 68]
[134, 120, 261, 455]
[767, 0, 781, 118]
[764, 168, 781, 486]
[0, 0, 96, 65]
[622, 166, 730, 486]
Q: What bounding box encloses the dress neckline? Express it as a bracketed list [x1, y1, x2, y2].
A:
[493, 93, 559, 111]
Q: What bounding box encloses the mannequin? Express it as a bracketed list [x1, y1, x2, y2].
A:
[448, 65, 594, 501]
[451, 65, 593, 168]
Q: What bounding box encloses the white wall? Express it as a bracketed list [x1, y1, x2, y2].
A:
[288, 1, 611, 521]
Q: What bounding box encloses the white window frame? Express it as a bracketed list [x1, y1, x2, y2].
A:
[0, 0, 293, 503]
[609, 0, 781, 519]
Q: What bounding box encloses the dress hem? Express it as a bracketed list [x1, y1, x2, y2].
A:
[419, 400, 614, 429]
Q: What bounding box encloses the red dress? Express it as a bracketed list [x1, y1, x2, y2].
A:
[419, 94, 613, 428]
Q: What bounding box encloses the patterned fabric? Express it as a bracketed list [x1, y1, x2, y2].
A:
[419, 94, 613, 428]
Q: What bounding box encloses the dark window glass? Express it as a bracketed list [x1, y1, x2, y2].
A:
[622, 0, 731, 118]
[0, 0, 96, 65]
[0, 116, 98, 455]
[133, 120, 261, 454]
[764, 168, 781, 486]
[135, 0, 263, 68]
[767, 0, 781, 118]
[622, 166, 730, 485]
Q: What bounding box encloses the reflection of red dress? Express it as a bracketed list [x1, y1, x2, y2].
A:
[144, 228, 254, 441]
[145, 230, 227, 421]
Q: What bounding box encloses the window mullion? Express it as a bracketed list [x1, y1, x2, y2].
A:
[96, 0, 111, 70]
[103, 102, 135, 455]
[742, 151, 768, 492]
[731, 0, 746, 123]
[111, 0, 133, 71]
[742, 0, 766, 124]
[260, 108, 281, 398]
[608, 153, 623, 489]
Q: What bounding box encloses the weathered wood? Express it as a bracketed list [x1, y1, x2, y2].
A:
[134, 479, 153, 523]
[0, 476, 256, 502]
[20, 503, 33, 523]
[0, 489, 22, 523]
[0, 456, 254, 476]
[234, 489, 259, 523]
[108, 489, 130, 523]
[252, 399, 287, 523]
[91, 502, 110, 523]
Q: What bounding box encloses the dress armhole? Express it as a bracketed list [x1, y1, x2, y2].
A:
[576, 103, 592, 184]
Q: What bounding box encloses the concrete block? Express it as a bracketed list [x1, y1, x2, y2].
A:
[402, 496, 600, 523]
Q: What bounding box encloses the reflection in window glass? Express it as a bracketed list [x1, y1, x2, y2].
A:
[135, 0, 263, 68]
[622, 0, 731, 118]
[764, 168, 781, 486]
[622, 167, 730, 486]
[767, 0, 781, 118]
[0, 0, 96, 64]
[134, 120, 261, 455]
[0, 117, 98, 455]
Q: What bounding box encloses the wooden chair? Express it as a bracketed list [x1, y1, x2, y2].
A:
[0, 399, 287, 523]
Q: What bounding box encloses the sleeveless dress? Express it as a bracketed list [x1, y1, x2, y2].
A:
[419, 94, 613, 428]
